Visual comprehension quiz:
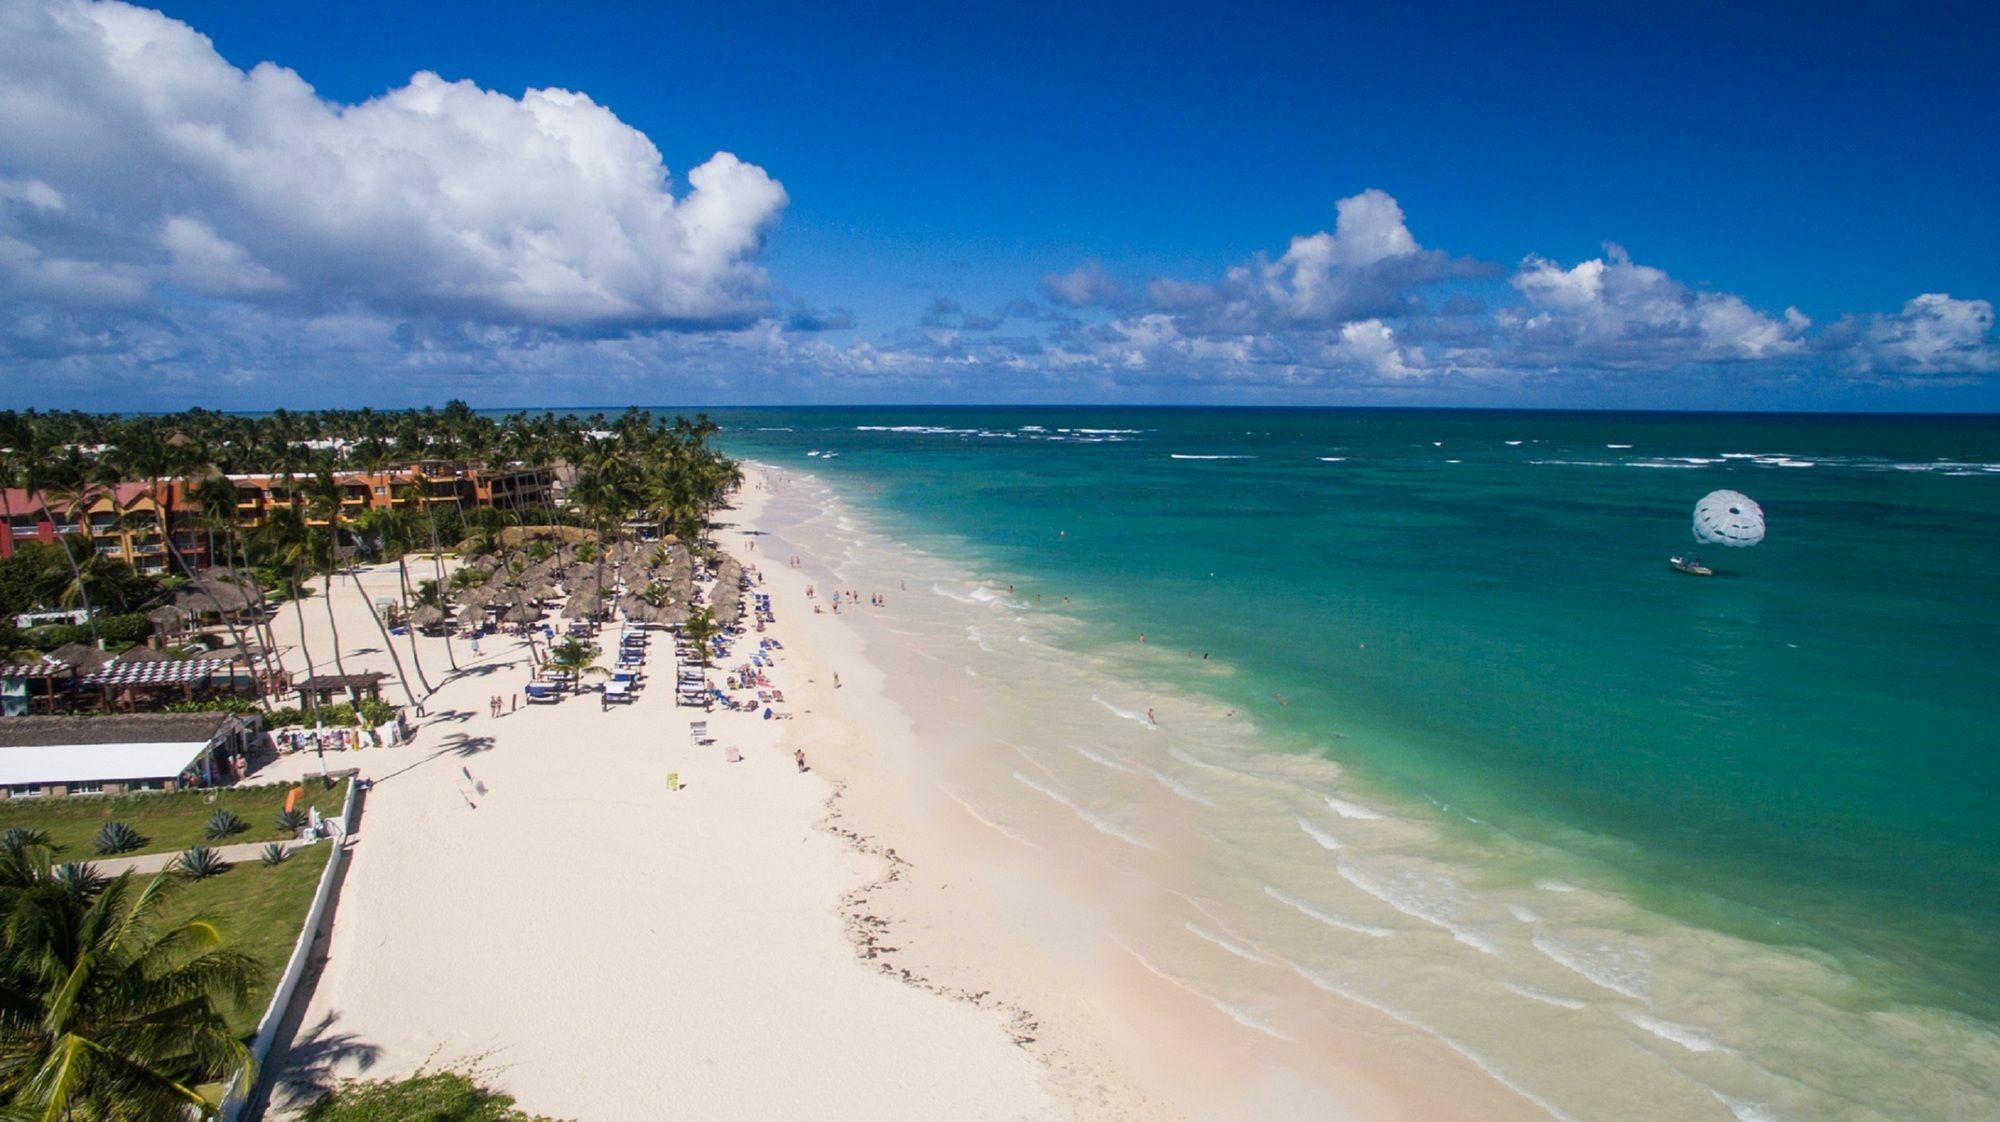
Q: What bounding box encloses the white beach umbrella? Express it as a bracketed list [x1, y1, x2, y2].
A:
[1693, 490, 1766, 547]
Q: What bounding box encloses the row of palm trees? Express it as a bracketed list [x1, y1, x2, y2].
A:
[0, 405, 742, 713]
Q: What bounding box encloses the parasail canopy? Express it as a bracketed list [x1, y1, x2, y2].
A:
[1693, 490, 1765, 547]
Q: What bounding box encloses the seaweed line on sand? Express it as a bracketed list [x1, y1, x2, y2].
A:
[816, 779, 1153, 1120]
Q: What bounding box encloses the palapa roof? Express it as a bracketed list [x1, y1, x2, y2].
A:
[410, 605, 446, 627]
[296, 671, 389, 691]
[45, 643, 111, 674]
[175, 574, 261, 615]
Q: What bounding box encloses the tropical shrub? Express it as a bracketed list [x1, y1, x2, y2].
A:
[164, 696, 260, 714]
[176, 845, 228, 879]
[302, 1070, 567, 1122]
[94, 820, 146, 855]
[204, 807, 248, 840]
[260, 842, 288, 866]
[53, 860, 107, 897]
[277, 807, 310, 833]
[1, 827, 52, 850]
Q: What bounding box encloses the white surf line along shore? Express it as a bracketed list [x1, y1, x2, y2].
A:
[255, 475, 1058, 1121]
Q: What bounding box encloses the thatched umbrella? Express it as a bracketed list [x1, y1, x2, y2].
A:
[503, 601, 543, 625]
[561, 594, 603, 620]
[410, 605, 446, 630]
[149, 604, 192, 638]
[46, 642, 111, 676]
[176, 574, 259, 618]
[711, 556, 745, 623]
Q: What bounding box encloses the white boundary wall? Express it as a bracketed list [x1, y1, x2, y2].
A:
[217, 775, 361, 1122]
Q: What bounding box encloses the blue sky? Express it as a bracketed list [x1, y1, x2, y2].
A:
[1, 0, 1996, 409]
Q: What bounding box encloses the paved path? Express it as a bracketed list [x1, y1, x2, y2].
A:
[92, 835, 333, 877]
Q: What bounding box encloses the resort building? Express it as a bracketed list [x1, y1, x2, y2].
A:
[1, 462, 556, 568]
[0, 711, 260, 798]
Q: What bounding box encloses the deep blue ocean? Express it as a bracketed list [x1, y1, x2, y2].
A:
[698, 407, 1999, 1023]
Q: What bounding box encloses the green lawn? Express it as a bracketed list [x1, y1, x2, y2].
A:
[150, 841, 334, 1037]
[0, 778, 349, 860]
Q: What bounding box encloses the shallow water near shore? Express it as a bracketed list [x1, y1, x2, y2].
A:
[709, 408, 1999, 1120]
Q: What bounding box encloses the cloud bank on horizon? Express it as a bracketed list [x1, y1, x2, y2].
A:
[0, 0, 1993, 408]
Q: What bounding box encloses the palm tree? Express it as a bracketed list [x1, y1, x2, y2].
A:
[341, 505, 422, 711]
[35, 459, 108, 647]
[0, 847, 259, 1121]
[253, 504, 320, 684]
[544, 636, 607, 689]
[189, 476, 284, 704]
[300, 466, 351, 682]
[682, 606, 719, 672]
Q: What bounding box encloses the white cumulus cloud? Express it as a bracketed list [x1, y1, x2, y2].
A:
[0, 0, 787, 328]
[1838, 293, 1997, 378]
[1503, 244, 1809, 367]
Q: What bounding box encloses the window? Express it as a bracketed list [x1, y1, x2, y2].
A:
[7, 785, 43, 799]
[69, 782, 104, 796]
[131, 779, 165, 792]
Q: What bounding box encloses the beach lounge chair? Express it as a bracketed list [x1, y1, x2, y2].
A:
[524, 683, 560, 705]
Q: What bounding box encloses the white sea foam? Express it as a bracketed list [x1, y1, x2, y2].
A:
[1508, 904, 1540, 923]
[933, 583, 980, 605]
[1317, 456, 1348, 462]
[1607, 443, 1633, 449]
[1713, 1092, 1782, 1122]
[1295, 816, 1342, 851]
[1336, 857, 1500, 956]
[1628, 1013, 1729, 1053]
[1169, 453, 1254, 460]
[1073, 744, 1134, 773]
[855, 425, 981, 435]
[1119, 943, 1292, 1040]
[965, 625, 997, 652]
[1092, 695, 1156, 728]
[1144, 766, 1215, 806]
[1324, 793, 1383, 820]
[1291, 965, 1579, 1122]
[963, 664, 978, 677]
[1264, 885, 1392, 937]
[1503, 982, 1587, 1010]
[1168, 747, 1251, 779]
[1534, 879, 1579, 893]
[968, 586, 1006, 604]
[938, 785, 1045, 851]
[1505, 440, 1524, 445]
[1186, 922, 1268, 963]
[1012, 771, 1153, 849]
[1529, 929, 1651, 1001]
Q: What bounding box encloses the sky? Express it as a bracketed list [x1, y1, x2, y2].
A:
[1, 0, 1996, 411]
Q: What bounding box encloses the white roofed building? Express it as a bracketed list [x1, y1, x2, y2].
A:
[0, 712, 259, 799]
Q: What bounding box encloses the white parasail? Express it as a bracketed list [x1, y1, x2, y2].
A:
[1692, 490, 1765, 547]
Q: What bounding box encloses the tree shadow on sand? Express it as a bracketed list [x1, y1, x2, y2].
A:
[369, 733, 495, 786]
[265, 1012, 383, 1116]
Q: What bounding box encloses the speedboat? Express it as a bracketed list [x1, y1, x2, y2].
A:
[1669, 555, 1713, 577]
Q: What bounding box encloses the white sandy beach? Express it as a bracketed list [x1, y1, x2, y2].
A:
[255, 477, 1063, 1120]
[252, 466, 1550, 1122]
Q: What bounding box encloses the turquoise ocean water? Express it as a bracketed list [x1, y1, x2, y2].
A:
[701, 407, 1999, 1033]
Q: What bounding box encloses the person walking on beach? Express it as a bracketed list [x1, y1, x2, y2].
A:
[795, 748, 808, 772]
